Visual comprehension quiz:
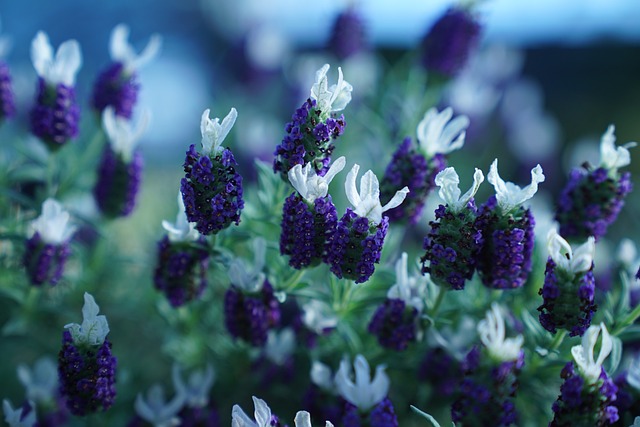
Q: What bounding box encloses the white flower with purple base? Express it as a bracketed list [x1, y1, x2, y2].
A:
[478, 303, 523, 362]
[334, 354, 389, 412]
[31, 31, 82, 86]
[162, 192, 200, 243]
[435, 167, 484, 213]
[310, 64, 352, 117]
[571, 322, 613, 383]
[172, 364, 215, 408]
[17, 357, 58, 404]
[228, 237, 266, 293]
[288, 156, 346, 203]
[30, 198, 76, 245]
[547, 229, 595, 275]
[102, 106, 150, 162]
[64, 292, 109, 346]
[387, 252, 428, 312]
[134, 384, 185, 427]
[487, 159, 545, 214]
[110, 23, 162, 74]
[232, 396, 273, 427]
[3, 400, 36, 427]
[417, 107, 469, 158]
[599, 125, 636, 175]
[200, 107, 238, 156]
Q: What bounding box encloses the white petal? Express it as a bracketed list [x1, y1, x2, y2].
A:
[31, 31, 53, 79]
[53, 39, 82, 86]
[595, 323, 612, 368]
[252, 397, 272, 427]
[435, 168, 462, 206]
[310, 361, 334, 390]
[344, 164, 361, 208]
[232, 405, 257, 427]
[369, 364, 390, 408]
[488, 159, 544, 213]
[380, 186, 409, 213]
[288, 163, 311, 200]
[129, 33, 162, 71]
[110, 24, 134, 64]
[322, 156, 347, 186]
[294, 411, 312, 427]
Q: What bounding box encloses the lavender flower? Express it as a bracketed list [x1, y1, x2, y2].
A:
[23, 199, 76, 286]
[368, 252, 427, 351]
[418, 347, 462, 398]
[223, 239, 280, 346]
[420, 6, 482, 77]
[280, 157, 345, 269]
[550, 323, 619, 426]
[613, 355, 640, 425]
[326, 164, 408, 283]
[92, 24, 161, 118]
[273, 64, 350, 180]
[302, 361, 342, 425]
[153, 193, 209, 307]
[29, 32, 82, 150]
[421, 167, 484, 290]
[327, 8, 367, 60]
[451, 304, 525, 426]
[93, 107, 148, 218]
[231, 396, 284, 427]
[381, 107, 469, 223]
[16, 357, 69, 426]
[0, 30, 15, 122]
[556, 125, 635, 241]
[3, 400, 36, 427]
[537, 230, 597, 337]
[134, 384, 185, 427]
[181, 108, 244, 235]
[476, 159, 544, 289]
[58, 293, 117, 416]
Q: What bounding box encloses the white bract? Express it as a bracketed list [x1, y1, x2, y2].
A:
[64, 292, 110, 346]
[302, 300, 338, 334]
[345, 164, 409, 225]
[163, 193, 200, 242]
[571, 323, 613, 383]
[172, 364, 215, 408]
[477, 303, 523, 362]
[547, 229, 595, 274]
[288, 156, 346, 203]
[265, 328, 296, 366]
[110, 23, 162, 73]
[625, 353, 640, 391]
[232, 396, 272, 427]
[310, 361, 335, 391]
[31, 31, 82, 86]
[200, 108, 237, 156]
[417, 107, 469, 158]
[599, 125, 636, 173]
[17, 357, 58, 404]
[310, 64, 353, 115]
[294, 411, 334, 427]
[228, 238, 266, 293]
[134, 384, 185, 427]
[632, 417, 640, 427]
[103, 106, 150, 161]
[3, 400, 36, 427]
[386, 252, 427, 312]
[334, 354, 389, 412]
[487, 159, 545, 214]
[30, 198, 76, 244]
[435, 167, 484, 212]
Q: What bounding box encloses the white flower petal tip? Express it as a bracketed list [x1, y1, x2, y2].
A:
[134, 384, 184, 427]
[571, 323, 613, 383]
[31, 31, 82, 86]
[345, 164, 408, 224]
[334, 354, 389, 411]
[435, 167, 484, 212]
[546, 229, 595, 274]
[30, 198, 77, 244]
[102, 106, 150, 160]
[386, 252, 427, 312]
[17, 357, 58, 404]
[3, 399, 37, 427]
[294, 411, 335, 427]
[417, 107, 470, 158]
[288, 156, 346, 203]
[599, 124, 637, 171]
[265, 328, 296, 365]
[487, 159, 544, 213]
[200, 107, 237, 155]
[626, 354, 640, 391]
[477, 303, 523, 362]
[227, 238, 267, 292]
[64, 292, 109, 346]
[310, 64, 353, 114]
[164, 192, 200, 242]
[310, 361, 335, 390]
[110, 24, 162, 72]
[172, 363, 215, 408]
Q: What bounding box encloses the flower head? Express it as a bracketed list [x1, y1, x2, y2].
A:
[334, 354, 389, 412]
[477, 303, 523, 362]
[30, 199, 76, 245]
[547, 229, 595, 274]
[162, 192, 200, 242]
[109, 23, 162, 73]
[200, 107, 238, 156]
[386, 252, 427, 311]
[435, 167, 484, 212]
[487, 159, 545, 214]
[571, 323, 613, 383]
[417, 107, 469, 158]
[599, 125, 636, 173]
[134, 384, 185, 427]
[345, 164, 409, 224]
[310, 64, 352, 115]
[64, 292, 110, 346]
[17, 357, 58, 404]
[288, 156, 346, 203]
[102, 106, 149, 161]
[31, 31, 82, 86]
[172, 364, 215, 408]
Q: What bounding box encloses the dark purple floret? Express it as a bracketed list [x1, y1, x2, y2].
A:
[556, 166, 633, 242]
[58, 330, 117, 416]
[368, 298, 418, 351]
[153, 236, 209, 307]
[30, 78, 80, 150]
[91, 62, 139, 119]
[612, 373, 639, 423]
[327, 8, 367, 60]
[475, 196, 535, 289]
[342, 398, 398, 427]
[181, 145, 244, 236]
[380, 137, 446, 224]
[301, 385, 342, 426]
[418, 347, 462, 397]
[280, 193, 338, 269]
[326, 209, 389, 284]
[550, 362, 619, 426]
[0, 61, 16, 121]
[223, 280, 280, 347]
[420, 199, 482, 290]
[420, 7, 482, 77]
[93, 145, 143, 218]
[177, 403, 221, 427]
[23, 232, 71, 286]
[273, 98, 346, 181]
[537, 258, 597, 337]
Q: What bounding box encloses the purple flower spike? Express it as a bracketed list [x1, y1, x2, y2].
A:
[58, 293, 117, 416]
[420, 7, 482, 77]
[0, 61, 16, 121]
[327, 8, 367, 60]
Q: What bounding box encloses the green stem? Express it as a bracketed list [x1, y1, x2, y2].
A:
[548, 329, 567, 353]
[429, 287, 447, 318]
[46, 151, 57, 197]
[612, 302, 640, 336]
[282, 269, 306, 292]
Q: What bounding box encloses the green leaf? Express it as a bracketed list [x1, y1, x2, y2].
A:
[607, 335, 623, 374]
[410, 405, 444, 427]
